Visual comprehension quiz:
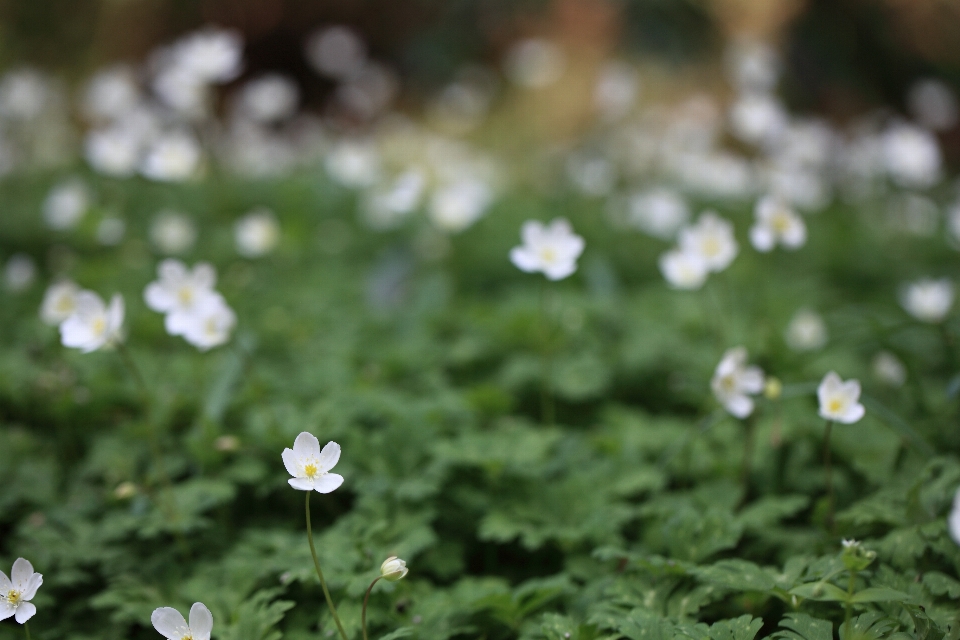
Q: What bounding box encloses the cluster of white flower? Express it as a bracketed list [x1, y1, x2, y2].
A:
[659, 212, 738, 290]
[509, 218, 585, 281]
[144, 259, 236, 351]
[40, 280, 125, 353]
[0, 558, 42, 624]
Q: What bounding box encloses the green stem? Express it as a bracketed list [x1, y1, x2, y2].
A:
[306, 493, 349, 640]
[362, 576, 382, 640]
[739, 415, 756, 503]
[539, 279, 555, 427]
[824, 421, 835, 532]
[24, 622, 31, 640]
[845, 567, 856, 631]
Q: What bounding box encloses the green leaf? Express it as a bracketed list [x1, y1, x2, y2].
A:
[379, 628, 415, 640]
[771, 613, 834, 640]
[838, 612, 898, 640]
[708, 615, 764, 640]
[693, 559, 776, 593]
[923, 571, 960, 598]
[849, 587, 914, 604]
[789, 582, 849, 602]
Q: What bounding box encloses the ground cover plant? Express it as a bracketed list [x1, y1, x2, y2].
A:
[2, 5, 960, 640]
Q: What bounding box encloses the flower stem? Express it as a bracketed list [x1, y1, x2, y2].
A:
[824, 420, 835, 532]
[305, 493, 349, 640]
[739, 415, 756, 503]
[362, 576, 382, 640]
[24, 622, 31, 640]
[539, 279, 555, 427]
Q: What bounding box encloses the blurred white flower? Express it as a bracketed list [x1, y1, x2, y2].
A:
[238, 74, 299, 123]
[785, 308, 827, 351]
[711, 346, 764, 418]
[510, 218, 585, 280]
[85, 126, 143, 177]
[141, 132, 201, 182]
[672, 151, 755, 200]
[152, 602, 213, 640]
[566, 153, 615, 197]
[171, 28, 244, 84]
[180, 294, 236, 351]
[150, 212, 197, 255]
[678, 212, 738, 272]
[901, 278, 953, 323]
[429, 178, 493, 233]
[82, 66, 141, 122]
[40, 280, 80, 325]
[594, 60, 640, 122]
[282, 432, 344, 493]
[60, 292, 124, 353]
[235, 208, 280, 257]
[872, 351, 906, 387]
[325, 140, 381, 188]
[429, 67, 497, 134]
[504, 39, 565, 89]
[335, 63, 398, 120]
[362, 170, 426, 230]
[96, 217, 126, 246]
[908, 79, 958, 132]
[817, 371, 865, 424]
[4, 254, 36, 292]
[305, 26, 367, 80]
[43, 180, 90, 231]
[729, 92, 787, 146]
[765, 163, 831, 212]
[0, 69, 50, 121]
[947, 203, 960, 246]
[152, 65, 209, 117]
[626, 188, 689, 240]
[882, 123, 941, 189]
[949, 488, 960, 547]
[659, 248, 708, 290]
[749, 195, 806, 252]
[380, 557, 408, 581]
[0, 558, 42, 624]
[726, 40, 780, 93]
[144, 259, 218, 326]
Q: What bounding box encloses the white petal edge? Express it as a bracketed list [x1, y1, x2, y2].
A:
[288, 477, 314, 491]
[292, 432, 321, 462]
[314, 473, 344, 494]
[15, 602, 36, 624]
[189, 602, 213, 640]
[152, 607, 190, 639]
[319, 441, 341, 472]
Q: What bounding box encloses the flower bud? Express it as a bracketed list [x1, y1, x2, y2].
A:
[764, 377, 782, 400]
[380, 556, 408, 581]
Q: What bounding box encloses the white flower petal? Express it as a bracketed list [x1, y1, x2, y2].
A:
[152, 607, 190, 639]
[838, 403, 865, 424]
[144, 282, 175, 312]
[14, 602, 36, 624]
[288, 477, 314, 491]
[0, 570, 12, 591]
[509, 246, 540, 273]
[314, 473, 344, 494]
[292, 432, 321, 462]
[319, 441, 340, 472]
[21, 572, 42, 601]
[189, 602, 213, 640]
[749, 224, 774, 252]
[725, 394, 754, 419]
[0, 601, 14, 621]
[542, 260, 576, 281]
[281, 448, 300, 478]
[520, 220, 545, 247]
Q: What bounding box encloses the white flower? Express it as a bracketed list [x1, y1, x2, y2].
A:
[151, 602, 213, 640]
[949, 488, 960, 547]
[151, 65, 209, 117]
[841, 538, 860, 549]
[150, 211, 197, 255]
[172, 28, 244, 84]
[40, 280, 80, 325]
[729, 92, 787, 146]
[882, 123, 941, 189]
[362, 170, 426, 230]
[179, 295, 236, 351]
[82, 66, 141, 122]
[593, 60, 639, 122]
[658, 248, 708, 290]
[43, 180, 90, 231]
[0, 558, 42, 624]
[0, 69, 50, 121]
[144, 259, 219, 333]
[626, 188, 689, 240]
[429, 178, 493, 233]
[325, 140, 381, 188]
[60, 292, 125, 353]
[97, 217, 126, 246]
[282, 432, 344, 493]
[141, 132, 201, 182]
[902, 278, 953, 323]
[305, 26, 367, 81]
[85, 126, 142, 177]
[785, 308, 827, 351]
[872, 351, 906, 387]
[4, 254, 36, 292]
[817, 371, 865, 424]
[711, 347, 764, 418]
[678, 212, 738, 272]
[749, 195, 806, 252]
[235, 209, 280, 257]
[503, 39, 565, 89]
[380, 557, 408, 581]
[238, 74, 299, 123]
[509, 218, 585, 281]
[908, 79, 958, 132]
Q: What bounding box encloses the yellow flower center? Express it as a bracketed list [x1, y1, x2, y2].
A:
[702, 237, 721, 257]
[91, 316, 107, 336]
[56, 297, 75, 313]
[304, 463, 318, 478]
[205, 317, 218, 336]
[772, 212, 792, 234]
[827, 398, 843, 413]
[6, 589, 21, 605]
[720, 375, 736, 392]
[178, 287, 194, 306]
[539, 247, 557, 264]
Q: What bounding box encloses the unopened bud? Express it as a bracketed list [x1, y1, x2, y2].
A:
[764, 377, 782, 400]
[380, 556, 408, 581]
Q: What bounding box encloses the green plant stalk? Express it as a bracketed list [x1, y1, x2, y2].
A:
[845, 567, 856, 631]
[24, 622, 31, 640]
[362, 576, 382, 640]
[824, 420, 835, 532]
[740, 414, 756, 501]
[539, 278, 555, 427]
[305, 493, 349, 640]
